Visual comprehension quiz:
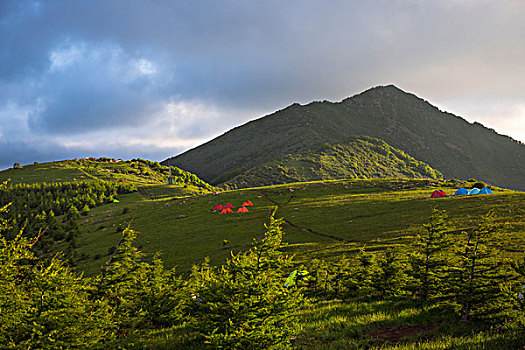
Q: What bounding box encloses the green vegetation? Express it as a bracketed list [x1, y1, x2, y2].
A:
[0, 158, 214, 191]
[1, 159, 525, 348]
[224, 137, 442, 189]
[166, 85, 525, 190]
[0, 180, 135, 258]
[1, 185, 525, 348]
[0, 158, 216, 266]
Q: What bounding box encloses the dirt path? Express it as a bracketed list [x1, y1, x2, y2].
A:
[258, 190, 351, 243]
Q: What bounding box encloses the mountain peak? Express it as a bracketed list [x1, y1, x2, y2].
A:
[165, 86, 525, 190]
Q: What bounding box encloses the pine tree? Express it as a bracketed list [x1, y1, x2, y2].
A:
[450, 211, 511, 321]
[0, 199, 113, 349]
[501, 258, 525, 332]
[354, 246, 379, 297]
[189, 213, 304, 349]
[81, 204, 90, 216]
[409, 208, 453, 301]
[371, 248, 408, 298]
[95, 228, 185, 337]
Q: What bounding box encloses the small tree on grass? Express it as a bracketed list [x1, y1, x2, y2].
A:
[81, 204, 90, 216]
[354, 246, 379, 297]
[450, 211, 511, 321]
[188, 212, 304, 349]
[95, 228, 185, 336]
[408, 208, 453, 301]
[371, 247, 409, 298]
[501, 258, 525, 332]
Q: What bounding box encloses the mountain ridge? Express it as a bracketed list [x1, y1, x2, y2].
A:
[164, 85, 525, 190]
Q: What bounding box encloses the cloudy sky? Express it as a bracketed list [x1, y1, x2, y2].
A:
[1, 0, 524, 170]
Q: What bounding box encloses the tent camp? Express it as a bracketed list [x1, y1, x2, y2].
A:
[212, 204, 223, 210]
[242, 201, 254, 207]
[220, 207, 233, 214]
[237, 206, 249, 213]
[468, 188, 481, 195]
[480, 187, 493, 194]
[455, 188, 469, 196]
[430, 190, 447, 198]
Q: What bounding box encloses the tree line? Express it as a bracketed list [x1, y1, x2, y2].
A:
[0, 180, 136, 256]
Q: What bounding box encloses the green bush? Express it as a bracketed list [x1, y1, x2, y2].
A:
[188, 213, 304, 348]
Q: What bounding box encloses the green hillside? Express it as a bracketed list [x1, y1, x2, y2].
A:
[223, 136, 442, 189]
[2, 161, 525, 348]
[0, 157, 215, 197]
[165, 85, 525, 190]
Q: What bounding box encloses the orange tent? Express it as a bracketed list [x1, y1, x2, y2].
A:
[224, 203, 235, 208]
[242, 201, 254, 207]
[213, 204, 223, 210]
[237, 206, 249, 213]
[220, 207, 233, 214]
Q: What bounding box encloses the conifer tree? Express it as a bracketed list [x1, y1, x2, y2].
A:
[189, 213, 304, 349]
[354, 246, 378, 296]
[371, 248, 408, 298]
[501, 258, 525, 331]
[409, 208, 452, 300]
[450, 211, 511, 321]
[95, 228, 185, 336]
[0, 198, 113, 349]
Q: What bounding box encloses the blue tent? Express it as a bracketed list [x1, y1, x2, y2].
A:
[480, 187, 493, 194]
[468, 188, 481, 195]
[455, 188, 469, 196]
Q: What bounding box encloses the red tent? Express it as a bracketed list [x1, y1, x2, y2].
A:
[213, 204, 223, 210]
[220, 207, 233, 214]
[430, 190, 447, 198]
[237, 206, 249, 213]
[224, 203, 235, 208]
[242, 201, 254, 207]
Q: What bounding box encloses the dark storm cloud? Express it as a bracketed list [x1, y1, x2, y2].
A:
[1, 0, 524, 170]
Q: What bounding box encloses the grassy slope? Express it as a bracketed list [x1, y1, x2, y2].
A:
[224, 136, 442, 189]
[0, 158, 214, 197]
[166, 85, 525, 190]
[75, 178, 524, 276]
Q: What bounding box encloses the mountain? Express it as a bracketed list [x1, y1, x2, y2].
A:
[223, 136, 442, 189]
[163, 85, 525, 190]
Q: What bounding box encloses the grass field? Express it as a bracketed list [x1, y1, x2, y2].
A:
[73, 177, 525, 276]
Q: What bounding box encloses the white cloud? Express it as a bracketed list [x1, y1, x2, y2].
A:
[49, 43, 84, 71]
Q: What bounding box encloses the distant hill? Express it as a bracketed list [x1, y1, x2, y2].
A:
[0, 158, 215, 196]
[223, 136, 442, 189]
[164, 85, 525, 190]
